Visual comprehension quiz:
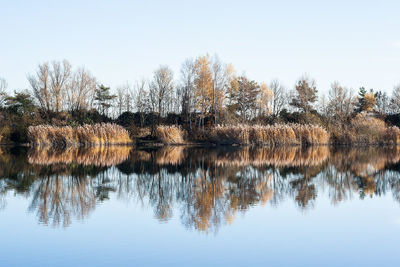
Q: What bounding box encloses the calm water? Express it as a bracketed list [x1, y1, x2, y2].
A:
[0, 146, 399, 266]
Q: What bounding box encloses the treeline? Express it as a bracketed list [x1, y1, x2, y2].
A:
[1, 55, 400, 144]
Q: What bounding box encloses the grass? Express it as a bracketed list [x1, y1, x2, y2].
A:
[210, 124, 329, 146]
[28, 123, 132, 147]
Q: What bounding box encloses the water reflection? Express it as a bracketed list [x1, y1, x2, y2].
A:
[0, 146, 400, 232]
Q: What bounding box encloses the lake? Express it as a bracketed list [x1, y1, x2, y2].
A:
[0, 146, 399, 266]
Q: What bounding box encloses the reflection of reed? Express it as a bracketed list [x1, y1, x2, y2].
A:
[155, 146, 185, 165]
[213, 146, 330, 167]
[331, 147, 400, 177]
[147, 146, 329, 168]
[28, 146, 132, 167]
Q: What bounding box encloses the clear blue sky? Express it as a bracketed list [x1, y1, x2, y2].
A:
[1, 0, 400, 95]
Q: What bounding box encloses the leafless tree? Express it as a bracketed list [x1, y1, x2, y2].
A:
[135, 79, 150, 127]
[28, 62, 51, 112]
[67, 67, 97, 111]
[49, 60, 71, 112]
[0, 77, 7, 107]
[269, 79, 287, 117]
[210, 56, 233, 124]
[390, 85, 400, 113]
[28, 60, 72, 113]
[178, 59, 196, 126]
[116, 86, 125, 116]
[327, 81, 355, 121]
[150, 65, 174, 119]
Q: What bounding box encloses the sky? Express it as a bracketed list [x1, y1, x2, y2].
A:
[1, 0, 400, 95]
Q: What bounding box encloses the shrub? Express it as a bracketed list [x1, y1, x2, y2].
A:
[27, 123, 132, 147]
[155, 125, 186, 144]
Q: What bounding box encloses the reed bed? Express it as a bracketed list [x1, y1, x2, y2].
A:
[28, 146, 132, 167]
[210, 124, 329, 146]
[385, 126, 400, 145]
[155, 125, 186, 144]
[27, 123, 132, 147]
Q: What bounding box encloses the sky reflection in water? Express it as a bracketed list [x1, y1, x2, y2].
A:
[0, 146, 399, 266]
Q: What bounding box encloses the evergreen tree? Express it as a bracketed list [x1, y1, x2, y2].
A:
[94, 84, 116, 116]
[290, 77, 318, 120]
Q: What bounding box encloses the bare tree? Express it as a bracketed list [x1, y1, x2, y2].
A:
[28, 60, 72, 113]
[0, 77, 7, 108]
[49, 60, 71, 112]
[28, 62, 51, 113]
[116, 86, 125, 116]
[390, 85, 400, 113]
[327, 82, 355, 121]
[374, 90, 389, 115]
[269, 79, 287, 117]
[135, 79, 150, 127]
[178, 59, 196, 127]
[67, 67, 97, 111]
[210, 56, 229, 124]
[150, 65, 174, 119]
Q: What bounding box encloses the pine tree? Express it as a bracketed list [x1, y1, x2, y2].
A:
[94, 84, 116, 116]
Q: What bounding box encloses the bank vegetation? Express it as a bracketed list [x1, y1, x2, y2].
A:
[1, 56, 400, 147]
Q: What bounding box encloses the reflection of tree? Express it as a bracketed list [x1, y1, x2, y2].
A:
[1, 146, 400, 232]
[28, 174, 96, 227]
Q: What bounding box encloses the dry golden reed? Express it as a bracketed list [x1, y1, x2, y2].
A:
[331, 114, 400, 145]
[211, 124, 329, 146]
[28, 146, 132, 167]
[155, 125, 186, 144]
[27, 123, 132, 147]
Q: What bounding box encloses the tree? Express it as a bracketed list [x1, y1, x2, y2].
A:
[269, 79, 286, 117]
[363, 91, 376, 112]
[390, 85, 400, 113]
[5, 90, 36, 115]
[0, 77, 7, 108]
[28, 60, 72, 114]
[178, 58, 196, 127]
[374, 91, 389, 115]
[94, 84, 116, 116]
[210, 56, 232, 124]
[135, 79, 151, 127]
[290, 76, 318, 118]
[327, 82, 354, 121]
[116, 86, 126, 116]
[67, 67, 97, 112]
[355, 87, 367, 112]
[49, 60, 71, 112]
[234, 76, 260, 122]
[356, 88, 376, 113]
[28, 62, 51, 113]
[150, 65, 174, 120]
[194, 55, 213, 128]
[256, 82, 273, 117]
